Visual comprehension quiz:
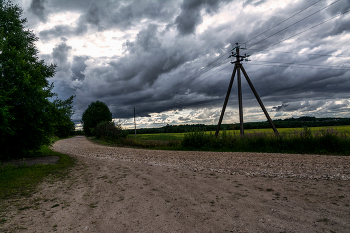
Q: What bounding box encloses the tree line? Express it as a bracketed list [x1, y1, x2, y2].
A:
[0, 1, 75, 160]
[126, 117, 350, 134]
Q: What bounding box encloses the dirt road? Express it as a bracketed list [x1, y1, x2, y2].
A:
[1, 136, 350, 232]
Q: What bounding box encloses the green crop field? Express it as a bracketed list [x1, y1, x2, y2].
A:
[130, 125, 350, 142]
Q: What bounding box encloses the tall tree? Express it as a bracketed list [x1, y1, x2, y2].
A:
[82, 101, 112, 136]
[51, 95, 76, 138]
[0, 1, 74, 159]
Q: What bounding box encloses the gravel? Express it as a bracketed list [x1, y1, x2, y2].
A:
[53, 136, 350, 180]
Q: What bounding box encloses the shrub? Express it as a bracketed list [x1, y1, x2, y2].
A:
[181, 130, 211, 149]
[74, 130, 85, 136]
[180, 127, 350, 155]
[94, 121, 128, 140]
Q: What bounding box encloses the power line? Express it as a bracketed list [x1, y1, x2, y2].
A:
[246, 48, 350, 58]
[156, 50, 231, 99]
[245, 62, 350, 70]
[263, 8, 350, 50]
[131, 63, 232, 113]
[245, 0, 323, 44]
[171, 58, 228, 96]
[185, 64, 233, 90]
[252, 60, 350, 69]
[152, 63, 231, 112]
[247, 0, 343, 49]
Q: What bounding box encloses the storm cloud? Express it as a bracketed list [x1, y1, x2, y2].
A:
[11, 0, 350, 128]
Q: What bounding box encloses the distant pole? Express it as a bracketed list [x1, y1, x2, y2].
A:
[134, 107, 136, 138]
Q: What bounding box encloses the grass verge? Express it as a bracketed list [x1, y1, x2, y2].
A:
[0, 138, 75, 200]
[94, 127, 350, 155]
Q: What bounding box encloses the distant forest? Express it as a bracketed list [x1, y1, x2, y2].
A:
[126, 117, 350, 134]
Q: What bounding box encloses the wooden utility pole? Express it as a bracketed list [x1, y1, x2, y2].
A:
[134, 107, 136, 138]
[215, 43, 279, 137]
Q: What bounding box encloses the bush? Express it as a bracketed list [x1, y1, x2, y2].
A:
[93, 121, 128, 140]
[181, 130, 212, 149]
[54, 117, 75, 138]
[74, 130, 85, 136]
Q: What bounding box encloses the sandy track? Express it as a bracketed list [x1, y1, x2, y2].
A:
[1, 136, 350, 232]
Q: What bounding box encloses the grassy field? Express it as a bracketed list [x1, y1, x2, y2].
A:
[130, 125, 350, 142]
[0, 137, 75, 200]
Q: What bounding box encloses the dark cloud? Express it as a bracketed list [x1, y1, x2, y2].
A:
[51, 37, 72, 70]
[85, 2, 100, 26]
[243, 0, 268, 7]
[29, 0, 46, 22]
[39, 24, 87, 41]
[174, 0, 222, 35]
[272, 103, 289, 112]
[13, 0, 350, 126]
[71, 56, 88, 81]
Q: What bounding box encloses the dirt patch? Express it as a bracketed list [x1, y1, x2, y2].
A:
[1, 136, 349, 232]
[1, 156, 60, 167]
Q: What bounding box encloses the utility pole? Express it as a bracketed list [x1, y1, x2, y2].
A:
[134, 107, 136, 138]
[215, 43, 279, 137]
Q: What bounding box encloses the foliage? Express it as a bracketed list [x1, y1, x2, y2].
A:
[114, 126, 350, 155]
[125, 117, 350, 135]
[0, 1, 75, 160]
[181, 130, 211, 148]
[74, 130, 85, 136]
[81, 101, 112, 136]
[51, 95, 76, 138]
[93, 121, 128, 140]
[180, 127, 350, 155]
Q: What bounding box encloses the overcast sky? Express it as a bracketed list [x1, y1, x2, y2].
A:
[11, 0, 350, 129]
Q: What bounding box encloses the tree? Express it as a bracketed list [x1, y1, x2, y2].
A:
[81, 101, 112, 136]
[0, 1, 74, 160]
[51, 95, 76, 138]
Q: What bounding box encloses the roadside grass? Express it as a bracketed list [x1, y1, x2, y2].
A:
[90, 136, 181, 150]
[129, 125, 350, 142]
[0, 137, 75, 200]
[96, 126, 350, 155]
[180, 127, 350, 155]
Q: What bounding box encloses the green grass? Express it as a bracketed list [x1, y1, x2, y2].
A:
[130, 125, 350, 142]
[130, 133, 185, 141]
[115, 126, 350, 155]
[0, 138, 75, 199]
[180, 127, 350, 155]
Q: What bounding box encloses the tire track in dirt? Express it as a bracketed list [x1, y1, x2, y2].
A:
[1, 136, 350, 232]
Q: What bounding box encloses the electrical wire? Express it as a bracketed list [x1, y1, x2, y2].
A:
[154, 62, 231, 111]
[245, 48, 350, 58]
[245, 62, 350, 70]
[245, 0, 323, 44]
[185, 63, 233, 90]
[247, 0, 343, 48]
[133, 62, 232, 113]
[171, 58, 228, 96]
[262, 8, 350, 50]
[251, 60, 350, 69]
[156, 50, 231, 99]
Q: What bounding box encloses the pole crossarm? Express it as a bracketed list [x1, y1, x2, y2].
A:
[215, 43, 279, 137]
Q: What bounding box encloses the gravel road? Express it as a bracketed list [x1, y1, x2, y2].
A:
[54, 136, 350, 180]
[1, 136, 349, 232]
